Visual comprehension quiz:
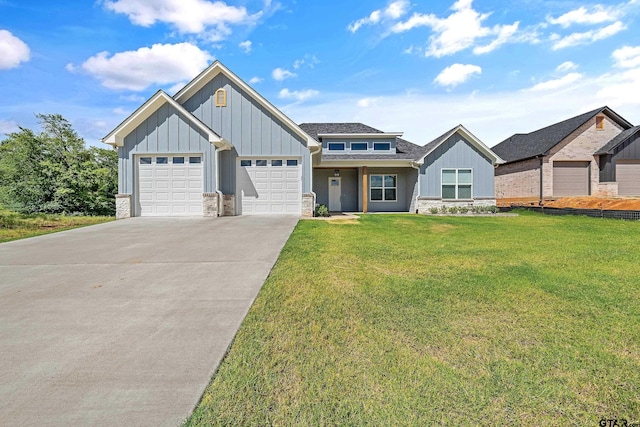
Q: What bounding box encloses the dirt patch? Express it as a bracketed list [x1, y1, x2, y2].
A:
[498, 197, 640, 211]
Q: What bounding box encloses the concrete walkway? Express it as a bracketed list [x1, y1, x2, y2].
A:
[0, 216, 298, 426]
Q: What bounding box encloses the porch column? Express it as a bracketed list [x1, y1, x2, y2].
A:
[362, 166, 368, 213]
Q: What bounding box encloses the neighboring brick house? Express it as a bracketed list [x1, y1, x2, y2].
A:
[492, 107, 640, 200]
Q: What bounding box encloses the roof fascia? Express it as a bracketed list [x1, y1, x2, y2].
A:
[174, 61, 319, 148]
[317, 133, 403, 139]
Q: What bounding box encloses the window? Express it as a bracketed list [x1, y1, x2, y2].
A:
[256, 160, 267, 166]
[287, 159, 298, 166]
[596, 115, 604, 130]
[370, 174, 397, 201]
[271, 160, 283, 166]
[156, 157, 168, 164]
[189, 157, 201, 164]
[328, 142, 345, 151]
[374, 142, 391, 151]
[172, 157, 184, 164]
[351, 142, 367, 151]
[139, 157, 151, 165]
[442, 169, 472, 199]
[240, 160, 252, 167]
[215, 88, 227, 107]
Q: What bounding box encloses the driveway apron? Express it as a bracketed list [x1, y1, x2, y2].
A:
[0, 216, 298, 426]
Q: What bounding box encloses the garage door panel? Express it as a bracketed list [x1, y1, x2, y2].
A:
[237, 159, 301, 215]
[553, 161, 589, 196]
[617, 161, 640, 196]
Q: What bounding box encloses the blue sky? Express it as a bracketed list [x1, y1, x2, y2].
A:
[2, 0, 640, 147]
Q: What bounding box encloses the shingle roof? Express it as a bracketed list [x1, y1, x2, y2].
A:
[492, 107, 633, 163]
[595, 125, 640, 155]
[299, 122, 424, 161]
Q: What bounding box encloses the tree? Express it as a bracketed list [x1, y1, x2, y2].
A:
[0, 114, 117, 215]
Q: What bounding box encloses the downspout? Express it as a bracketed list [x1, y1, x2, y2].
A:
[214, 146, 226, 217]
[308, 144, 322, 215]
[411, 161, 422, 214]
[539, 156, 543, 206]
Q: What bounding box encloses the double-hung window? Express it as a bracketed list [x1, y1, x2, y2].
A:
[442, 169, 472, 199]
[370, 174, 397, 201]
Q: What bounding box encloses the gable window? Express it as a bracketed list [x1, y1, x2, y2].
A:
[351, 142, 368, 151]
[370, 174, 397, 201]
[215, 88, 227, 107]
[442, 169, 472, 199]
[328, 142, 345, 151]
[373, 142, 391, 151]
[596, 115, 604, 130]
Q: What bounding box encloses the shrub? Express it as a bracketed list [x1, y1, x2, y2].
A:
[472, 206, 483, 214]
[459, 206, 469, 214]
[448, 206, 459, 214]
[487, 205, 498, 214]
[429, 207, 439, 214]
[439, 205, 448, 214]
[315, 204, 330, 217]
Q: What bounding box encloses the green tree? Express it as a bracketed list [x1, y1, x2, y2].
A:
[0, 114, 117, 215]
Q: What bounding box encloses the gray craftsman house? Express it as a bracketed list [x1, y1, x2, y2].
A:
[493, 107, 640, 200]
[103, 61, 502, 218]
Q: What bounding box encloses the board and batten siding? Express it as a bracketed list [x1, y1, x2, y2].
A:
[599, 132, 640, 182]
[419, 134, 495, 198]
[181, 73, 312, 194]
[118, 103, 216, 196]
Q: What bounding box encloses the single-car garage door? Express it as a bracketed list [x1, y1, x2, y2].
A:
[236, 158, 301, 215]
[553, 161, 590, 196]
[617, 161, 640, 196]
[138, 155, 203, 216]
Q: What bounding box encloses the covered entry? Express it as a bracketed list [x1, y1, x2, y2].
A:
[553, 161, 590, 196]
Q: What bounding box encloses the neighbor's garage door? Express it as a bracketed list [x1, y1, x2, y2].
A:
[553, 161, 590, 196]
[616, 161, 640, 196]
[236, 158, 301, 215]
[138, 155, 203, 216]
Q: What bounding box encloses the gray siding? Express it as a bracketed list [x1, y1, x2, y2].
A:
[368, 168, 413, 212]
[419, 134, 495, 198]
[181, 74, 312, 192]
[599, 133, 640, 181]
[118, 103, 216, 195]
[313, 169, 359, 212]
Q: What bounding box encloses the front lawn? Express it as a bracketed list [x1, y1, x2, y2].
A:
[0, 209, 113, 242]
[187, 213, 640, 426]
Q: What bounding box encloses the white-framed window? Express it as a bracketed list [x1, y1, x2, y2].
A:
[442, 169, 472, 199]
[351, 142, 368, 151]
[373, 142, 391, 151]
[328, 142, 345, 151]
[370, 174, 397, 201]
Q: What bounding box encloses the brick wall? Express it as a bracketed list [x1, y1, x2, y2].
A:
[495, 158, 540, 199]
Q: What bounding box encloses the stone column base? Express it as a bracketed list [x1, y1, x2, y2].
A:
[302, 193, 315, 217]
[115, 194, 131, 219]
[203, 193, 219, 217]
[223, 194, 236, 216]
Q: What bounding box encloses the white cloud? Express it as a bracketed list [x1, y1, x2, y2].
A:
[239, 40, 252, 53]
[528, 72, 583, 91]
[557, 61, 578, 72]
[112, 107, 129, 115]
[596, 67, 640, 107]
[293, 54, 319, 70]
[249, 76, 263, 84]
[272, 67, 296, 81]
[390, 0, 520, 57]
[357, 97, 381, 108]
[0, 30, 30, 70]
[0, 119, 18, 134]
[348, 0, 409, 32]
[547, 5, 621, 28]
[74, 42, 213, 91]
[612, 45, 640, 68]
[103, 0, 261, 41]
[434, 63, 482, 88]
[278, 88, 319, 102]
[552, 21, 625, 50]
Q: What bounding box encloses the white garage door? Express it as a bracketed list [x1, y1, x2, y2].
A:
[553, 161, 590, 196]
[138, 155, 203, 216]
[617, 161, 640, 196]
[236, 158, 301, 215]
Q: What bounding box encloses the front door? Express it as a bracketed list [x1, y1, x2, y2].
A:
[328, 177, 341, 211]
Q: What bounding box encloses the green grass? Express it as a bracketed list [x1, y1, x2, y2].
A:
[0, 209, 113, 242]
[187, 212, 640, 426]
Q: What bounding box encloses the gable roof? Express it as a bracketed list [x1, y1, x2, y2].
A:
[299, 122, 424, 161]
[492, 106, 633, 163]
[595, 125, 640, 155]
[102, 90, 229, 148]
[174, 61, 318, 149]
[418, 124, 504, 165]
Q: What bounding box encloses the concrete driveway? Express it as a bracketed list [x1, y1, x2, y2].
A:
[0, 216, 298, 426]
